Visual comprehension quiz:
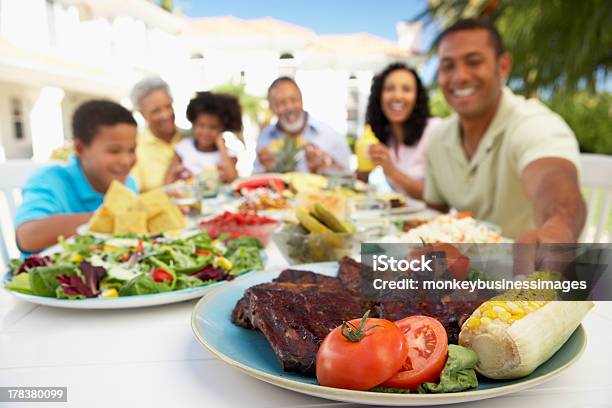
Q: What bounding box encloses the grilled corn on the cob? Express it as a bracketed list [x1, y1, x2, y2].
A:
[459, 300, 592, 379]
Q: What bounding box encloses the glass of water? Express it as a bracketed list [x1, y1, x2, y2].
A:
[348, 197, 391, 236]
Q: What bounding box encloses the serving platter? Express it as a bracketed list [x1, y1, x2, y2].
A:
[191, 262, 587, 406]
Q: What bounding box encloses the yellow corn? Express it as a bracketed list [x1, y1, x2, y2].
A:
[459, 299, 593, 379]
[70, 254, 84, 263]
[462, 300, 548, 335]
[101, 288, 118, 298]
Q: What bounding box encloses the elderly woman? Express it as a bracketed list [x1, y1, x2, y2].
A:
[130, 76, 186, 192]
[356, 63, 439, 199]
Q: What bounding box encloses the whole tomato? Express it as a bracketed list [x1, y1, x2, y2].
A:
[316, 311, 408, 391]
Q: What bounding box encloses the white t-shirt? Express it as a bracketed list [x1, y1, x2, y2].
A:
[175, 138, 235, 176]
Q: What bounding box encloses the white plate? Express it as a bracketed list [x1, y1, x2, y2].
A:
[76, 224, 199, 239]
[2, 272, 253, 309]
[3, 239, 265, 309]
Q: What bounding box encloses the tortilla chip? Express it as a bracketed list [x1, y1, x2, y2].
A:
[113, 211, 147, 234]
[136, 189, 171, 219]
[104, 180, 138, 214]
[147, 206, 185, 234]
[88, 206, 114, 233]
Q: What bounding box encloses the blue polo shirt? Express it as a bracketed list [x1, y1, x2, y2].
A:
[14, 156, 138, 229]
[252, 113, 351, 173]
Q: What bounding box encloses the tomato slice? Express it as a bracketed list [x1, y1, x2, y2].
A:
[151, 268, 174, 283]
[316, 313, 408, 391]
[381, 316, 448, 389]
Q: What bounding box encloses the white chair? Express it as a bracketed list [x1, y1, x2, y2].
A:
[580, 153, 612, 243]
[0, 160, 45, 265]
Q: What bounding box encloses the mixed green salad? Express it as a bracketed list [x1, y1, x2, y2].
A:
[5, 232, 264, 299]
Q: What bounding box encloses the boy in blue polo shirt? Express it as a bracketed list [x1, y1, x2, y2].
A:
[15, 100, 138, 253]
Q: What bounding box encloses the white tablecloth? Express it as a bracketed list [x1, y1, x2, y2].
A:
[1, 243, 611, 408]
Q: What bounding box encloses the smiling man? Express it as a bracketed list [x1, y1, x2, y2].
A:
[424, 19, 585, 242]
[254, 76, 351, 174]
[15, 100, 138, 253]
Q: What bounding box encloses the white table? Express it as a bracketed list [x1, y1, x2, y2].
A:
[1, 243, 611, 408]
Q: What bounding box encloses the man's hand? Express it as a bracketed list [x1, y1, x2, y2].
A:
[257, 147, 276, 172]
[514, 157, 585, 276]
[515, 216, 576, 244]
[305, 143, 337, 174]
[513, 217, 577, 277]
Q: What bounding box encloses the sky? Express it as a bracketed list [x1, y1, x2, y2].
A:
[181, 0, 437, 51]
[181, 0, 439, 82]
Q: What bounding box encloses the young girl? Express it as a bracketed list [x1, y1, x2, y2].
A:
[166, 92, 242, 184]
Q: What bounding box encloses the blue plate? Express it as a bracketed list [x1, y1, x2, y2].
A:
[191, 262, 588, 406]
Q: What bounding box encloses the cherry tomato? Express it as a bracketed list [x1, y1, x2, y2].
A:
[195, 249, 211, 256]
[410, 243, 470, 280]
[151, 268, 174, 283]
[381, 316, 448, 390]
[316, 311, 408, 391]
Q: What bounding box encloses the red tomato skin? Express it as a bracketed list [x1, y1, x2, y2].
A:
[151, 268, 173, 283]
[381, 316, 448, 389]
[316, 318, 408, 391]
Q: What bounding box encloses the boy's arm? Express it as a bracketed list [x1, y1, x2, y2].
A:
[16, 213, 93, 253]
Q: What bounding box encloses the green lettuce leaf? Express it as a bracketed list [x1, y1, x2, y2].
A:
[175, 274, 207, 290]
[28, 265, 78, 297]
[227, 246, 263, 276]
[118, 274, 171, 296]
[56, 286, 86, 300]
[5, 272, 33, 295]
[418, 345, 479, 394]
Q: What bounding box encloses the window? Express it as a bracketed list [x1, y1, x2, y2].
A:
[10, 98, 25, 140]
[46, 0, 56, 46]
[346, 74, 359, 134]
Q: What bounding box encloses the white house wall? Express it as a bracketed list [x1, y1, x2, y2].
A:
[0, 81, 34, 159]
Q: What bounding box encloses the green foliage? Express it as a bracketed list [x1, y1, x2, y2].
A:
[429, 88, 453, 118]
[273, 137, 302, 173]
[420, 0, 611, 95]
[211, 82, 271, 129]
[346, 133, 357, 154]
[545, 92, 612, 154]
[159, 0, 173, 12]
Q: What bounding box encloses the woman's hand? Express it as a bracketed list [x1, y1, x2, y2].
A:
[165, 155, 192, 184]
[368, 143, 394, 172]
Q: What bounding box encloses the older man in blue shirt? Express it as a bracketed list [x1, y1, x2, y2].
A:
[254, 77, 351, 174]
